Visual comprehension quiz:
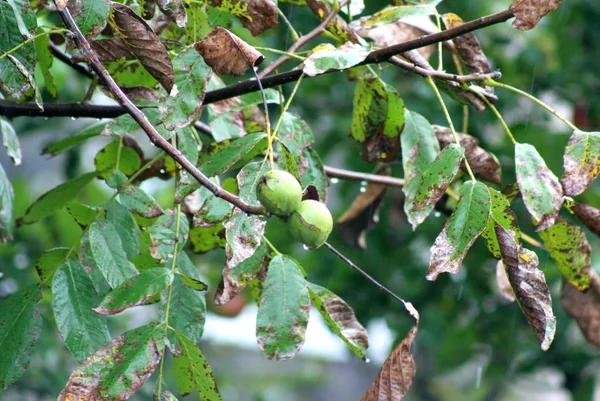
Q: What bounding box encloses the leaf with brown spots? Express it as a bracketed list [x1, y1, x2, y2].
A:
[173, 332, 221, 400]
[58, 323, 166, 401]
[433, 125, 501, 185]
[560, 130, 600, 196]
[361, 302, 419, 401]
[111, 2, 174, 91]
[510, 0, 562, 31]
[307, 0, 359, 43]
[561, 272, 600, 348]
[195, 26, 264, 76]
[239, 0, 278, 36]
[495, 224, 556, 350]
[572, 203, 600, 238]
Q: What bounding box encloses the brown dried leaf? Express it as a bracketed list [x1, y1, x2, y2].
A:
[433, 125, 501, 185]
[361, 303, 419, 401]
[442, 13, 493, 77]
[73, 38, 134, 63]
[307, 0, 359, 44]
[101, 86, 160, 102]
[561, 272, 600, 348]
[510, 0, 562, 31]
[195, 27, 264, 76]
[495, 224, 556, 350]
[496, 260, 516, 302]
[111, 2, 174, 92]
[572, 203, 600, 238]
[239, 0, 278, 36]
[156, 0, 186, 27]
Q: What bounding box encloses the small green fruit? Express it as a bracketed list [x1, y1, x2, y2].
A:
[288, 200, 333, 249]
[256, 170, 302, 216]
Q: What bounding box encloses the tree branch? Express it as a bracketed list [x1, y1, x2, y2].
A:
[0, 9, 514, 119]
[55, 5, 264, 215]
[323, 166, 404, 187]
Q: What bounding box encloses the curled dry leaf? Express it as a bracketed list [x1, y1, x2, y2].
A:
[195, 27, 264, 76]
[561, 272, 600, 348]
[560, 130, 600, 196]
[361, 302, 419, 401]
[433, 125, 501, 185]
[72, 38, 133, 63]
[495, 224, 556, 350]
[510, 0, 562, 31]
[111, 2, 174, 92]
[239, 0, 278, 36]
[496, 260, 516, 302]
[572, 203, 600, 238]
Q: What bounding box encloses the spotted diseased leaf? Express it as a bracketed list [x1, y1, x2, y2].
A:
[173, 332, 221, 400]
[155, 380, 180, 401]
[561, 272, 600, 348]
[561, 130, 600, 196]
[413, 143, 464, 211]
[539, 217, 592, 291]
[160, 45, 212, 130]
[52, 260, 111, 362]
[6, 53, 42, 108]
[195, 26, 264, 76]
[0, 285, 41, 391]
[351, 5, 435, 30]
[510, 0, 562, 31]
[119, 186, 165, 218]
[157, 0, 187, 27]
[256, 255, 310, 360]
[148, 209, 190, 261]
[67, 202, 102, 228]
[433, 125, 501, 185]
[239, 0, 278, 36]
[94, 138, 143, 180]
[58, 323, 166, 401]
[496, 261, 516, 302]
[401, 111, 440, 229]
[69, 0, 110, 38]
[0, 162, 14, 242]
[361, 302, 419, 401]
[481, 187, 521, 259]
[94, 268, 174, 315]
[197, 132, 268, 177]
[308, 283, 368, 359]
[303, 43, 370, 77]
[277, 112, 315, 155]
[495, 224, 556, 350]
[298, 147, 328, 202]
[426, 181, 491, 281]
[515, 143, 563, 231]
[307, 0, 358, 43]
[1, 118, 21, 165]
[17, 171, 99, 226]
[572, 203, 600, 238]
[36, 247, 70, 283]
[111, 2, 174, 91]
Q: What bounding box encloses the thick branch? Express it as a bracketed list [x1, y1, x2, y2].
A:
[55, 6, 264, 215]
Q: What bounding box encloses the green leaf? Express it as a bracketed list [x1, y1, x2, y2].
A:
[195, 186, 234, 225]
[178, 126, 201, 166]
[94, 139, 143, 179]
[119, 186, 165, 218]
[149, 208, 190, 261]
[72, 0, 109, 38]
[426, 181, 491, 281]
[104, 109, 174, 139]
[189, 224, 226, 253]
[155, 379, 180, 401]
[35, 247, 70, 283]
[184, 6, 211, 45]
[308, 283, 368, 359]
[66, 201, 101, 227]
[58, 323, 166, 401]
[561, 130, 600, 196]
[351, 77, 387, 143]
[95, 268, 174, 315]
[515, 143, 563, 231]
[0, 162, 14, 241]
[401, 110, 440, 229]
[41, 122, 106, 157]
[303, 43, 370, 77]
[18, 171, 99, 225]
[106, 200, 140, 259]
[52, 260, 111, 362]
[173, 332, 221, 400]
[352, 5, 435, 30]
[33, 28, 57, 98]
[256, 255, 310, 360]
[277, 112, 314, 156]
[0, 284, 41, 390]
[88, 219, 139, 288]
[414, 143, 464, 210]
[539, 217, 592, 291]
[197, 132, 268, 177]
[299, 147, 328, 202]
[160, 277, 206, 346]
[1, 118, 20, 165]
[197, 0, 249, 18]
[160, 45, 212, 129]
[481, 187, 521, 259]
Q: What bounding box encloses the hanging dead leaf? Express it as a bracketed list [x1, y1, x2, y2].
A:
[337, 166, 390, 249]
[496, 260, 516, 302]
[433, 125, 502, 185]
[510, 0, 562, 31]
[72, 38, 134, 63]
[195, 27, 264, 77]
[495, 224, 556, 350]
[111, 2, 174, 92]
[307, 0, 359, 44]
[239, 0, 278, 36]
[442, 14, 493, 78]
[561, 272, 600, 348]
[361, 302, 419, 401]
[572, 203, 600, 238]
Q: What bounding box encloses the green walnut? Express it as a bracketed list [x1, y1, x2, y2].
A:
[256, 169, 302, 216]
[288, 200, 333, 249]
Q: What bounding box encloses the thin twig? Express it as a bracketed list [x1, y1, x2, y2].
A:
[324, 166, 405, 187]
[324, 242, 409, 306]
[50, 43, 94, 78]
[388, 56, 501, 83]
[55, 5, 264, 215]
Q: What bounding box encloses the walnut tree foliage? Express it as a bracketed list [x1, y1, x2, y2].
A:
[1, 0, 600, 399]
